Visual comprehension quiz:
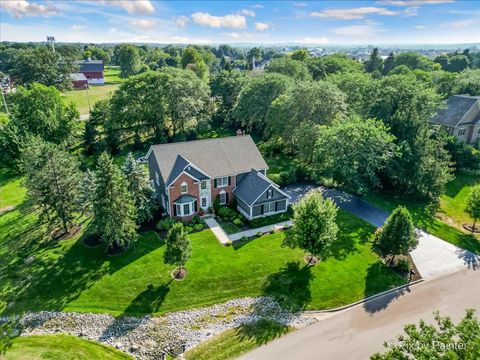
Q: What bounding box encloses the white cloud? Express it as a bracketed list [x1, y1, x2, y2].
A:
[69, 24, 86, 30]
[251, 4, 264, 9]
[295, 36, 329, 44]
[294, 3, 308, 7]
[129, 19, 157, 29]
[311, 7, 398, 20]
[191, 12, 246, 29]
[377, 0, 454, 5]
[415, 24, 427, 29]
[100, 0, 154, 15]
[403, 7, 419, 16]
[255, 22, 269, 30]
[1, 0, 58, 18]
[175, 15, 189, 28]
[441, 19, 476, 28]
[240, 9, 256, 17]
[331, 24, 386, 37]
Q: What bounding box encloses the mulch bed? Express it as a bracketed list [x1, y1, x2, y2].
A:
[51, 225, 82, 241]
[82, 233, 102, 248]
[462, 223, 480, 233]
[304, 254, 320, 266]
[171, 268, 188, 281]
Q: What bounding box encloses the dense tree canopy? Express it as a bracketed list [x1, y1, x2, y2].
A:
[265, 57, 311, 80]
[210, 70, 245, 123]
[115, 44, 141, 78]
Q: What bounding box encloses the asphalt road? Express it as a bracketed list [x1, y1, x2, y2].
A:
[239, 269, 480, 360]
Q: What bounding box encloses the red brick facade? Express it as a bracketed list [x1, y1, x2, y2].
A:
[211, 176, 235, 206]
[168, 173, 200, 221]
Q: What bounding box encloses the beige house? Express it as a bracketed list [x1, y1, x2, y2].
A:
[431, 95, 480, 145]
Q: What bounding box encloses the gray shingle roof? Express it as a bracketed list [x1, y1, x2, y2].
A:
[234, 169, 288, 206]
[70, 73, 87, 81]
[75, 60, 104, 72]
[431, 95, 479, 127]
[165, 155, 210, 186]
[149, 136, 268, 184]
[173, 194, 196, 204]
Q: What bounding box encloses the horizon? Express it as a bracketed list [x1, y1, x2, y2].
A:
[1, 0, 479, 45]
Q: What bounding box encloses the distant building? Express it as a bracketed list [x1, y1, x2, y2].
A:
[70, 73, 88, 89]
[75, 59, 104, 84]
[430, 95, 480, 145]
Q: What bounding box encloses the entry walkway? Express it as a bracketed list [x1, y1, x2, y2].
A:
[204, 217, 230, 245]
[229, 220, 292, 241]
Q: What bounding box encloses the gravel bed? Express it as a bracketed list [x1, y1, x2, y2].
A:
[1, 296, 316, 360]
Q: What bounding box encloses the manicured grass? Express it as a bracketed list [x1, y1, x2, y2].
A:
[184, 320, 291, 360]
[0, 169, 404, 316]
[104, 66, 123, 85]
[2, 334, 132, 359]
[363, 174, 480, 254]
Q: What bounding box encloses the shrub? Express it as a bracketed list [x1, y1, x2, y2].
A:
[256, 231, 263, 237]
[279, 168, 297, 186]
[396, 259, 411, 272]
[193, 223, 204, 232]
[240, 236, 248, 242]
[213, 196, 221, 214]
[218, 207, 237, 220]
[156, 218, 175, 231]
[184, 225, 193, 234]
[191, 215, 202, 225]
[233, 218, 244, 226]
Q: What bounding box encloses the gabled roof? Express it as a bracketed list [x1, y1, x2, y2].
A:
[70, 73, 87, 81]
[166, 154, 210, 187]
[233, 169, 288, 206]
[431, 95, 480, 127]
[148, 136, 268, 185]
[75, 60, 104, 72]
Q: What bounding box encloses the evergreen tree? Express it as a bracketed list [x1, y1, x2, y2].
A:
[122, 153, 157, 224]
[376, 206, 418, 265]
[77, 169, 96, 217]
[290, 190, 338, 264]
[21, 137, 81, 234]
[164, 222, 191, 277]
[364, 48, 383, 73]
[465, 184, 480, 232]
[83, 120, 97, 155]
[93, 152, 137, 250]
[382, 52, 395, 75]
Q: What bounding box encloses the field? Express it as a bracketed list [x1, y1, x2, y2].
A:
[0, 169, 404, 316]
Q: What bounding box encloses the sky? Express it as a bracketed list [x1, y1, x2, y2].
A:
[0, 0, 479, 45]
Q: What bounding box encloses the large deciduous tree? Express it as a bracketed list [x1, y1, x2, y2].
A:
[314, 117, 396, 194]
[21, 137, 81, 234]
[164, 222, 191, 278]
[115, 44, 141, 78]
[291, 190, 338, 264]
[210, 70, 245, 124]
[465, 184, 480, 232]
[375, 206, 418, 265]
[93, 152, 138, 250]
[364, 47, 383, 74]
[181, 46, 209, 80]
[265, 57, 311, 80]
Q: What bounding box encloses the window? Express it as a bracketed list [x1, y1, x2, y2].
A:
[175, 204, 182, 216]
[201, 180, 207, 190]
[266, 188, 273, 199]
[458, 128, 466, 136]
[201, 196, 207, 208]
[266, 202, 275, 213]
[180, 182, 188, 193]
[183, 203, 190, 215]
[161, 194, 166, 208]
[174, 201, 195, 217]
[216, 176, 229, 187]
[219, 191, 227, 205]
[155, 171, 160, 186]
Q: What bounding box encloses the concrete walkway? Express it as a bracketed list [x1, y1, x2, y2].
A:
[204, 217, 230, 245]
[229, 220, 292, 241]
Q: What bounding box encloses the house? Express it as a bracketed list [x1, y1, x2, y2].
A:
[146, 135, 289, 221]
[75, 59, 104, 84]
[70, 73, 88, 89]
[430, 95, 480, 145]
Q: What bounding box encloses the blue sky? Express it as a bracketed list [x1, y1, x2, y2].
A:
[1, 1, 479, 44]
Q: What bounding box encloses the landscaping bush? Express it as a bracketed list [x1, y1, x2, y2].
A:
[184, 225, 194, 234]
[396, 259, 411, 272]
[193, 223, 205, 232]
[218, 207, 237, 221]
[256, 231, 263, 237]
[279, 168, 297, 186]
[191, 215, 202, 225]
[213, 196, 221, 214]
[233, 218, 244, 226]
[156, 218, 176, 231]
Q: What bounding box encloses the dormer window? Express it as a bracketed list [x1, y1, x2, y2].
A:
[180, 182, 188, 193]
[267, 188, 273, 199]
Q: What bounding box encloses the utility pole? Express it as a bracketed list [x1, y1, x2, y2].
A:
[46, 35, 56, 53]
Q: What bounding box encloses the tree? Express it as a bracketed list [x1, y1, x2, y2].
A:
[454, 69, 480, 95]
[77, 169, 96, 217]
[371, 309, 480, 359]
[296, 121, 322, 164]
[326, 72, 373, 116]
[115, 44, 141, 78]
[265, 57, 311, 80]
[90, 98, 119, 153]
[465, 184, 480, 232]
[0, 122, 23, 171]
[291, 190, 338, 263]
[266, 80, 347, 145]
[306, 54, 363, 80]
[364, 48, 383, 73]
[20, 137, 81, 234]
[122, 153, 157, 224]
[233, 73, 292, 133]
[11, 47, 75, 90]
[392, 52, 439, 72]
[382, 52, 395, 75]
[181, 46, 209, 80]
[164, 222, 191, 278]
[93, 152, 137, 250]
[10, 83, 78, 145]
[83, 119, 97, 155]
[314, 117, 396, 194]
[376, 206, 418, 265]
[210, 70, 245, 123]
[290, 49, 309, 61]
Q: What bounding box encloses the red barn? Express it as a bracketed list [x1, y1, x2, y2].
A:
[70, 73, 88, 89]
[75, 59, 104, 84]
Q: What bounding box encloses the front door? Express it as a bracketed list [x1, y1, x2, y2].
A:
[200, 196, 209, 210]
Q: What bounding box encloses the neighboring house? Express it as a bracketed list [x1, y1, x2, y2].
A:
[146, 135, 289, 221]
[70, 73, 88, 89]
[430, 95, 480, 145]
[75, 59, 105, 84]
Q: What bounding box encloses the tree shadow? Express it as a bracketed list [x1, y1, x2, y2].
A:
[260, 261, 313, 312]
[456, 234, 480, 256]
[234, 319, 290, 347]
[363, 262, 409, 314]
[232, 236, 256, 251]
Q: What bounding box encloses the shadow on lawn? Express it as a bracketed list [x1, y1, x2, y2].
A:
[260, 261, 313, 312]
[363, 263, 409, 314]
[234, 319, 290, 347]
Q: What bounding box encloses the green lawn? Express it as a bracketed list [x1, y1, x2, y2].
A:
[184, 320, 291, 360]
[363, 174, 480, 254]
[2, 334, 132, 360]
[0, 169, 404, 316]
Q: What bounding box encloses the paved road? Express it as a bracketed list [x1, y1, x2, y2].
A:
[239, 269, 480, 360]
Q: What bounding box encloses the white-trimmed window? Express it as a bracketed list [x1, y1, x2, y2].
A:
[155, 171, 160, 186]
[458, 128, 466, 136]
[201, 180, 208, 190]
[180, 182, 188, 193]
[161, 194, 166, 208]
[266, 188, 273, 199]
[175, 200, 196, 217]
[219, 191, 227, 205]
[265, 202, 275, 214]
[216, 176, 229, 187]
[201, 196, 207, 208]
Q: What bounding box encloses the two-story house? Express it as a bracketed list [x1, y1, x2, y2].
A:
[430, 95, 480, 145]
[146, 135, 289, 221]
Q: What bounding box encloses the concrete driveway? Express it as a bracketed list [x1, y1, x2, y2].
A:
[282, 184, 479, 279]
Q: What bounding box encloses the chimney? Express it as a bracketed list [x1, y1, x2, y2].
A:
[236, 129, 243, 136]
